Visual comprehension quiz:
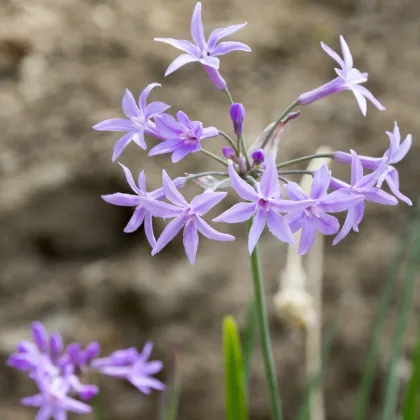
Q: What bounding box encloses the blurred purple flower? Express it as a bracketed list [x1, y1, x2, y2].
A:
[285, 165, 364, 255]
[297, 36, 385, 116]
[148, 111, 218, 162]
[93, 84, 170, 161]
[21, 370, 91, 420]
[92, 342, 165, 395]
[330, 150, 398, 245]
[334, 122, 412, 205]
[63, 341, 100, 371]
[139, 170, 234, 264]
[154, 2, 250, 76]
[102, 163, 186, 246]
[213, 158, 311, 254]
[7, 322, 62, 373]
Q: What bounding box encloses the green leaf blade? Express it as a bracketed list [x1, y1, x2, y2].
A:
[403, 327, 420, 420]
[158, 348, 181, 420]
[224, 315, 249, 420]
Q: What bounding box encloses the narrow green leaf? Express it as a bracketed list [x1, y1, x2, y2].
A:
[354, 217, 412, 420]
[224, 315, 249, 420]
[382, 214, 420, 420]
[242, 300, 257, 389]
[403, 327, 420, 420]
[158, 348, 181, 420]
[92, 375, 105, 420]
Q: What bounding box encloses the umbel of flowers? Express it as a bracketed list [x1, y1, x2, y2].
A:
[9, 2, 411, 419]
[96, 2, 410, 261]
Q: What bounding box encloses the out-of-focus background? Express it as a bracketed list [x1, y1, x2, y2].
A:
[0, 0, 419, 419]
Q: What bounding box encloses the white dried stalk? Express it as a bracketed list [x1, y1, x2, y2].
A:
[274, 146, 333, 420]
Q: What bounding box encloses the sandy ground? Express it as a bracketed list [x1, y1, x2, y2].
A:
[0, 0, 420, 419]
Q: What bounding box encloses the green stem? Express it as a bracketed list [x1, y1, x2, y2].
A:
[224, 88, 234, 105]
[261, 101, 298, 150]
[92, 375, 105, 420]
[201, 149, 228, 167]
[248, 220, 282, 420]
[277, 170, 313, 176]
[219, 130, 239, 153]
[276, 153, 334, 169]
[277, 175, 290, 184]
[239, 134, 252, 169]
[242, 300, 257, 390]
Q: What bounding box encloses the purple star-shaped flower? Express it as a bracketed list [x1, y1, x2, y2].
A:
[92, 342, 165, 395]
[139, 170, 234, 264]
[154, 2, 251, 76]
[297, 36, 385, 116]
[148, 111, 218, 163]
[285, 165, 364, 255]
[102, 163, 186, 247]
[21, 370, 91, 420]
[213, 158, 311, 254]
[93, 83, 170, 161]
[7, 322, 63, 373]
[334, 122, 412, 205]
[329, 150, 398, 245]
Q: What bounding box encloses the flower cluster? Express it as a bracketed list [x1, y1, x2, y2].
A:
[8, 322, 164, 419]
[96, 1, 411, 262]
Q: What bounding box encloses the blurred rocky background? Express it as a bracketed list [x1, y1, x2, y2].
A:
[0, 0, 419, 419]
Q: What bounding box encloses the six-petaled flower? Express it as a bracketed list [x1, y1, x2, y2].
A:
[329, 150, 398, 245]
[139, 170, 234, 264]
[297, 36, 385, 116]
[154, 2, 250, 76]
[148, 111, 219, 162]
[334, 122, 412, 205]
[102, 163, 186, 246]
[214, 158, 312, 254]
[93, 84, 170, 161]
[21, 371, 92, 420]
[92, 342, 165, 395]
[285, 165, 364, 255]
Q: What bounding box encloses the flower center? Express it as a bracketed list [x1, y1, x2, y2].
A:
[201, 46, 210, 58]
[258, 198, 271, 211]
[130, 116, 145, 130]
[305, 205, 321, 218]
[181, 130, 198, 145]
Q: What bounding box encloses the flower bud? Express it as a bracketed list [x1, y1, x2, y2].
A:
[203, 65, 227, 91]
[78, 384, 99, 401]
[251, 149, 265, 165]
[32, 322, 49, 353]
[49, 333, 64, 360]
[229, 103, 245, 136]
[83, 341, 101, 362]
[222, 147, 236, 160]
